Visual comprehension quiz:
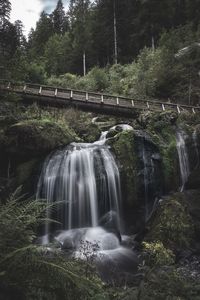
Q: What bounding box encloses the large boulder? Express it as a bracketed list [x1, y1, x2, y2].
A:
[109, 130, 163, 233]
[4, 120, 78, 158]
[145, 193, 194, 252]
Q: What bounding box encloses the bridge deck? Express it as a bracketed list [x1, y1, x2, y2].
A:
[0, 80, 199, 116]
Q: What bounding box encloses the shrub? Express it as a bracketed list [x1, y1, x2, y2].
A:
[142, 241, 175, 267]
[0, 189, 107, 300]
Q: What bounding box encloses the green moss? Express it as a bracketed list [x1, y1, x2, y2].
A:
[75, 123, 101, 142]
[146, 193, 194, 250]
[161, 139, 179, 191]
[142, 241, 175, 267]
[144, 111, 180, 191]
[5, 119, 79, 157]
[109, 131, 136, 206]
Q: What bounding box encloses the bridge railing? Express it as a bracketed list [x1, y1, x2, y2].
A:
[0, 79, 200, 114]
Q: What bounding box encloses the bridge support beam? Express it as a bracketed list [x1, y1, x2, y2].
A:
[38, 86, 42, 95]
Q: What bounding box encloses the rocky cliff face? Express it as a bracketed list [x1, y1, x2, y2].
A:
[0, 97, 200, 238]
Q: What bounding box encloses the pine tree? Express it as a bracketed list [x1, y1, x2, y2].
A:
[0, 0, 11, 30]
[69, 0, 92, 75]
[14, 20, 26, 49]
[52, 0, 66, 34]
[0, 0, 17, 70]
[29, 11, 54, 57]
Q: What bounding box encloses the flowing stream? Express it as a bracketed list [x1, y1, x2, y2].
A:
[37, 144, 122, 243]
[176, 130, 190, 192]
[193, 129, 199, 167]
[36, 125, 135, 244]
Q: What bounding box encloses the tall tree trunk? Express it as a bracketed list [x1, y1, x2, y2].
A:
[83, 51, 86, 76]
[113, 0, 118, 64]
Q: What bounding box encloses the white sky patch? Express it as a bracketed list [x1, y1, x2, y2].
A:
[10, 0, 43, 37]
[10, 0, 69, 38]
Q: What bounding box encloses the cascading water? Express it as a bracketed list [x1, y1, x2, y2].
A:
[193, 129, 199, 167]
[142, 141, 149, 220]
[36, 124, 140, 278]
[37, 133, 122, 243]
[176, 130, 190, 192]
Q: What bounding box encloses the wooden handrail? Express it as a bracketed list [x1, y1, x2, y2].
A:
[0, 79, 200, 114]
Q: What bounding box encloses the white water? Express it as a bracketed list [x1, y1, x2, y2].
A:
[37, 132, 122, 244]
[176, 130, 190, 192]
[142, 142, 149, 220]
[97, 124, 133, 142]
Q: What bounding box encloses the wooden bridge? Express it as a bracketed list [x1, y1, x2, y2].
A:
[0, 80, 199, 117]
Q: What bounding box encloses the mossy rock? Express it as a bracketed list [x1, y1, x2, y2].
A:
[109, 130, 163, 233]
[146, 193, 194, 251]
[109, 131, 136, 207]
[75, 122, 101, 142]
[142, 241, 175, 267]
[137, 110, 178, 130]
[142, 111, 180, 192]
[5, 119, 78, 158]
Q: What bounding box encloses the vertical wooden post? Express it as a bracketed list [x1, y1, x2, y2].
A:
[83, 52, 86, 76]
[38, 86, 42, 95]
[86, 92, 89, 101]
[70, 90, 73, 99]
[162, 104, 165, 111]
[116, 97, 119, 105]
[101, 95, 104, 103]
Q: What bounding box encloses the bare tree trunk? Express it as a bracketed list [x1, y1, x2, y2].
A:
[83, 51, 86, 76]
[113, 0, 118, 64]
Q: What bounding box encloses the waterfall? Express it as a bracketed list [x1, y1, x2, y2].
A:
[193, 129, 199, 167]
[142, 142, 149, 220]
[37, 137, 121, 243]
[176, 130, 190, 192]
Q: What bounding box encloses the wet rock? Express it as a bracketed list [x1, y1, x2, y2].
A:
[5, 120, 78, 158]
[99, 211, 121, 241]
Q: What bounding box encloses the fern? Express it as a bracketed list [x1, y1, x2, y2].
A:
[0, 190, 107, 300]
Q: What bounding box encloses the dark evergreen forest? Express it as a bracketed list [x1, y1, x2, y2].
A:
[1, 0, 200, 104]
[2, 1, 200, 300]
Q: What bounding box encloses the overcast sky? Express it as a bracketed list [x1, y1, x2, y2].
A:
[10, 0, 69, 37]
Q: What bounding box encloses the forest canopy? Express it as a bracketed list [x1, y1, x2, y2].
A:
[1, 0, 200, 104]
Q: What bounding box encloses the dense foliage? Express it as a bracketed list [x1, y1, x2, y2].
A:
[1, 0, 200, 104]
[0, 188, 108, 300]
